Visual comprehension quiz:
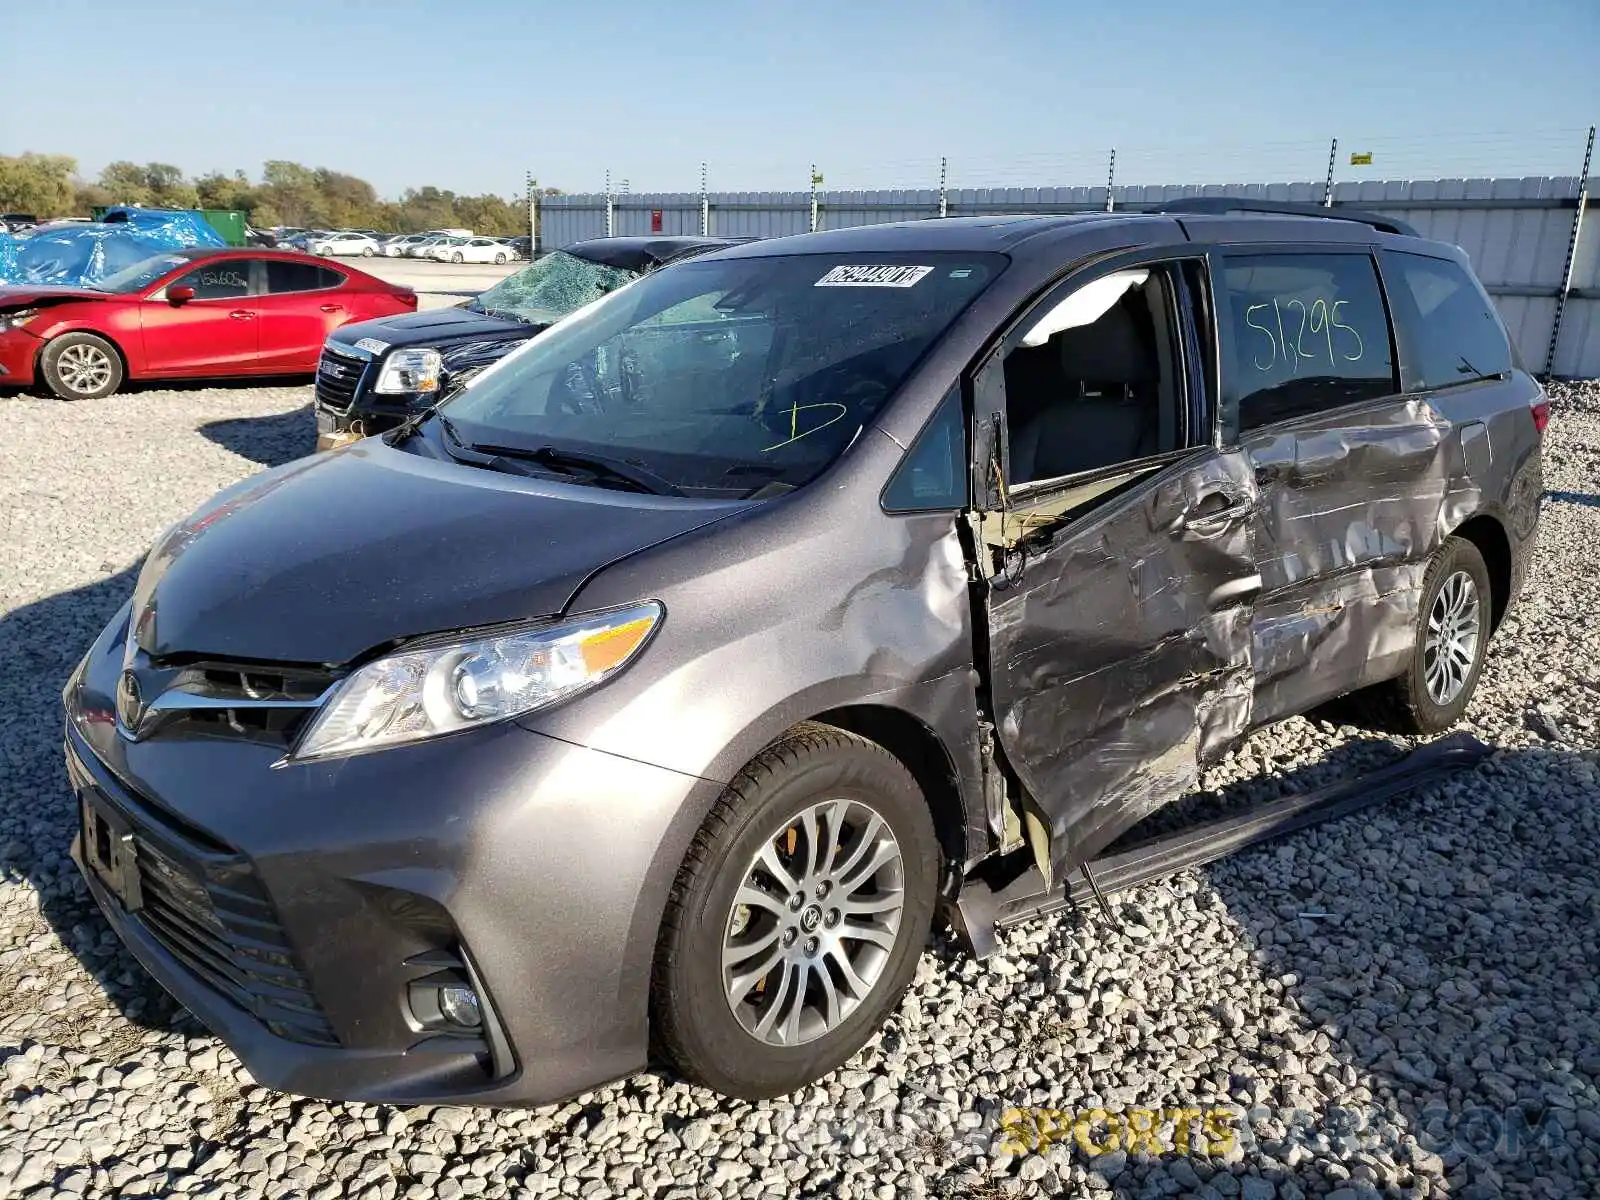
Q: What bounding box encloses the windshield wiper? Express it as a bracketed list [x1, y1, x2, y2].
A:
[436, 419, 679, 495]
[472, 442, 684, 496]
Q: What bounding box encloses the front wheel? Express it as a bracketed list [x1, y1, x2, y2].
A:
[450, 252, 464, 264]
[652, 725, 939, 1099]
[494, 252, 507, 264]
[41, 333, 123, 400]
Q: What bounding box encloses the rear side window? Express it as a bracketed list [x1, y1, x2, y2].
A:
[267, 261, 342, 293]
[1380, 251, 1512, 390]
[1221, 253, 1395, 432]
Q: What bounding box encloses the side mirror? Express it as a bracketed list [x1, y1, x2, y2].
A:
[167, 285, 195, 305]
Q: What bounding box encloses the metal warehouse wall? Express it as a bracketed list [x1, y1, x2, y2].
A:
[540, 176, 1599, 377]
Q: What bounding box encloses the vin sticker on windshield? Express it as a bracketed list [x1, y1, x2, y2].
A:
[815, 264, 934, 288]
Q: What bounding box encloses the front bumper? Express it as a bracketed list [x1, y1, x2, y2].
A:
[64, 613, 720, 1105]
[0, 327, 40, 385]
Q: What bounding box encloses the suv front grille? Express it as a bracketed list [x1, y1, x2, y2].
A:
[314, 346, 368, 413]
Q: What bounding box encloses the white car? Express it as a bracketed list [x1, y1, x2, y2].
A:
[382, 234, 434, 258]
[428, 236, 515, 265]
[404, 236, 449, 259]
[310, 231, 383, 257]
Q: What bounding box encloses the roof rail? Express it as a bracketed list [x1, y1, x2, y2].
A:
[1158, 197, 1420, 239]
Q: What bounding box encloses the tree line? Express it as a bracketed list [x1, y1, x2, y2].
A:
[0, 153, 560, 235]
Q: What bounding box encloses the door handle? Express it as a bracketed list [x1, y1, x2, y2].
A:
[1181, 494, 1253, 539]
[319, 304, 344, 313]
[228, 310, 255, 320]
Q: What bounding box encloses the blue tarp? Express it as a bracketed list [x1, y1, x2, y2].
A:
[0, 208, 225, 288]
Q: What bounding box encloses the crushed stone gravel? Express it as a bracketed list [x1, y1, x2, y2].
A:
[0, 379, 1596, 1199]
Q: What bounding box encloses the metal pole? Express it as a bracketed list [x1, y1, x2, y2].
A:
[1106, 148, 1116, 213]
[938, 156, 948, 218]
[700, 161, 709, 235]
[810, 164, 820, 233]
[526, 171, 538, 257]
[1322, 137, 1338, 207]
[605, 170, 614, 237]
[1544, 124, 1596, 379]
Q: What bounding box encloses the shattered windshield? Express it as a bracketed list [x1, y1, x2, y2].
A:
[466, 250, 640, 325]
[436, 252, 1005, 497]
[94, 253, 189, 293]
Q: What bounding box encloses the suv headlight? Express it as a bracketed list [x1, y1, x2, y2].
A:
[291, 602, 662, 762]
[375, 347, 443, 394]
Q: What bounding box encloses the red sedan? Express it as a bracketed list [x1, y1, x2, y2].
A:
[0, 248, 416, 399]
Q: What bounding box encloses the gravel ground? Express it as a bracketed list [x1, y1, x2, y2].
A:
[1, 380, 1597, 1199]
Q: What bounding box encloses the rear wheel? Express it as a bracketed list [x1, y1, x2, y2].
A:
[652, 725, 939, 1099]
[41, 333, 123, 400]
[361, 247, 375, 257]
[1349, 536, 1491, 733]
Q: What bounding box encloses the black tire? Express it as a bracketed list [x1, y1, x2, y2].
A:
[451, 252, 464, 264]
[494, 253, 507, 264]
[652, 724, 940, 1099]
[361, 247, 375, 257]
[1347, 536, 1492, 734]
[40, 332, 123, 400]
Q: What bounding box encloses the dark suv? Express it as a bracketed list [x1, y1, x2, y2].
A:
[312, 235, 747, 451]
[66, 203, 1543, 1106]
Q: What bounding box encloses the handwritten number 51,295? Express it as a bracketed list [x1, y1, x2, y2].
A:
[1244, 298, 1364, 374]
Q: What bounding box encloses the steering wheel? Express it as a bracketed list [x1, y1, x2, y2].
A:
[551, 351, 609, 415]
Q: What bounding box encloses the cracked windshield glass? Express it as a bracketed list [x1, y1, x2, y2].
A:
[465, 250, 638, 325]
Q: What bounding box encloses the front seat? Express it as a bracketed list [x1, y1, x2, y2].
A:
[1007, 298, 1161, 483]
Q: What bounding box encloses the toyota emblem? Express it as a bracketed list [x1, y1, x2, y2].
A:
[116, 670, 144, 735]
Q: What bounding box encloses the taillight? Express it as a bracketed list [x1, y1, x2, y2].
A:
[1531, 398, 1550, 435]
[401, 290, 418, 309]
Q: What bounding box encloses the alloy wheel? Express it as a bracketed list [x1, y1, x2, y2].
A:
[56, 343, 113, 394]
[1423, 570, 1481, 705]
[722, 798, 904, 1047]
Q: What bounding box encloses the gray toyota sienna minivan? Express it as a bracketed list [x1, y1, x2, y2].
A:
[65, 203, 1545, 1105]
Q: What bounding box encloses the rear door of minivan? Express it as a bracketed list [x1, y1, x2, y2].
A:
[1214, 243, 1452, 724]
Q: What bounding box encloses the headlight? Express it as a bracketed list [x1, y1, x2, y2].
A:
[374, 347, 443, 394]
[291, 602, 662, 762]
[0, 308, 38, 332]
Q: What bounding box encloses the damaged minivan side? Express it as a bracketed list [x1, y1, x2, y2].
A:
[65, 206, 1543, 1106]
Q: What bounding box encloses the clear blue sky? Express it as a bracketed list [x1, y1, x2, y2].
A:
[3, 0, 1596, 197]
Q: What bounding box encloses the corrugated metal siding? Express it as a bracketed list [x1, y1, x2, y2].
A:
[540, 176, 1599, 376]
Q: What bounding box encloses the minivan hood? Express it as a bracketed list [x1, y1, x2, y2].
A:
[128, 441, 744, 665]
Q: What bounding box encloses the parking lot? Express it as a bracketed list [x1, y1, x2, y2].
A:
[1, 379, 1596, 1197]
[352, 257, 520, 309]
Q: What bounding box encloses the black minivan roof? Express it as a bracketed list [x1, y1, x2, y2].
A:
[710, 203, 1435, 263]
